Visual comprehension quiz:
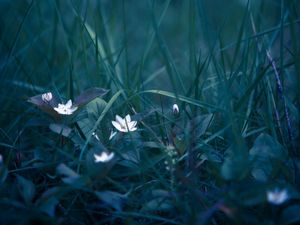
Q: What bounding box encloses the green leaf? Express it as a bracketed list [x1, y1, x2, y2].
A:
[16, 175, 36, 204]
[188, 113, 213, 138]
[249, 133, 287, 181]
[56, 164, 86, 188]
[35, 187, 68, 217]
[49, 123, 72, 137]
[95, 190, 127, 211]
[73, 87, 109, 107]
[35, 187, 70, 217]
[28, 93, 59, 117]
[77, 98, 107, 139]
[279, 204, 300, 225]
[221, 146, 249, 180]
[0, 166, 8, 184]
[142, 198, 173, 212]
[77, 90, 123, 172]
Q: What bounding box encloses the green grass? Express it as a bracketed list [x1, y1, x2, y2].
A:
[0, 0, 300, 224]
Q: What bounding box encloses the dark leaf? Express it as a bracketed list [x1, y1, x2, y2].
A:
[250, 133, 286, 181]
[74, 87, 109, 107]
[0, 165, 8, 184]
[49, 123, 73, 137]
[95, 190, 127, 211]
[56, 164, 85, 187]
[35, 187, 67, 217]
[221, 146, 249, 180]
[280, 204, 300, 225]
[188, 113, 213, 138]
[28, 94, 59, 117]
[16, 175, 36, 204]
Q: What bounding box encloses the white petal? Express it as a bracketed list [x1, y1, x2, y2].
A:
[94, 152, 114, 163]
[125, 114, 131, 123]
[129, 120, 137, 129]
[70, 106, 78, 113]
[54, 107, 64, 114]
[129, 126, 137, 132]
[112, 121, 123, 132]
[115, 115, 123, 124]
[66, 100, 72, 108]
[105, 152, 115, 162]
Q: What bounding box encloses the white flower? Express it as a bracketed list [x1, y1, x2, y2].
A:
[42, 92, 53, 102]
[267, 189, 288, 205]
[172, 104, 179, 114]
[109, 130, 117, 140]
[94, 152, 114, 163]
[54, 100, 78, 115]
[111, 114, 137, 132]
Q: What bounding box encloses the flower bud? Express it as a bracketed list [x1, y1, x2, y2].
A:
[42, 92, 53, 102]
[172, 104, 179, 114]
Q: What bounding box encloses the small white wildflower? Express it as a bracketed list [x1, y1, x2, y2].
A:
[267, 189, 288, 205]
[111, 114, 137, 132]
[54, 100, 78, 115]
[94, 152, 114, 163]
[172, 104, 179, 114]
[109, 130, 117, 140]
[42, 92, 53, 102]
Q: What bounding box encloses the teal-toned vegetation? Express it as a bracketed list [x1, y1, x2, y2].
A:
[0, 0, 299, 224]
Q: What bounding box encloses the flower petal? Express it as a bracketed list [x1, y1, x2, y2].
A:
[129, 126, 137, 132]
[129, 120, 137, 128]
[94, 152, 114, 163]
[125, 114, 131, 123]
[112, 121, 123, 132]
[54, 107, 63, 114]
[70, 106, 78, 113]
[66, 99, 72, 108]
[115, 115, 124, 124]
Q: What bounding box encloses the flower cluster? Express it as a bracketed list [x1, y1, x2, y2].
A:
[164, 144, 178, 171]
[39, 93, 141, 164]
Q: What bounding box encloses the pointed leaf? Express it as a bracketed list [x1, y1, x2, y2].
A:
[95, 190, 126, 211]
[16, 175, 36, 204]
[73, 87, 109, 107]
[28, 93, 59, 117]
[56, 164, 84, 187]
[49, 123, 72, 137]
[250, 133, 287, 181]
[280, 204, 300, 225]
[188, 113, 213, 138]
